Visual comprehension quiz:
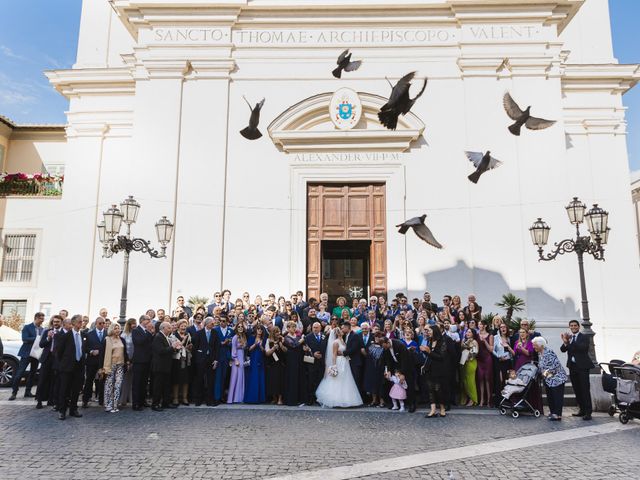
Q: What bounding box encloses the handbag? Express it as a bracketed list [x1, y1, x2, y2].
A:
[459, 348, 469, 366]
[29, 335, 43, 360]
[303, 354, 315, 364]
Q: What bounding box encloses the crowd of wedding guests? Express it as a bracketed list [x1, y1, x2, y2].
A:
[7, 290, 583, 420]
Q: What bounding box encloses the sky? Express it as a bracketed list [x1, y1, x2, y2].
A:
[0, 0, 638, 171]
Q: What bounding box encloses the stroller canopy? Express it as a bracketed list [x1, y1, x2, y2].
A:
[516, 363, 538, 385]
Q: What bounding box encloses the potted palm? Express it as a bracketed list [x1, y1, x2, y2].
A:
[188, 295, 209, 310]
[495, 293, 525, 323]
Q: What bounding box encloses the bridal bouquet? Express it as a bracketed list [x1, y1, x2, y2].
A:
[328, 365, 338, 377]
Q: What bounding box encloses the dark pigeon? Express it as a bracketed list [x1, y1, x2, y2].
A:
[503, 92, 555, 136]
[378, 72, 427, 130]
[332, 49, 362, 79]
[240, 96, 265, 140]
[396, 214, 442, 249]
[465, 151, 502, 184]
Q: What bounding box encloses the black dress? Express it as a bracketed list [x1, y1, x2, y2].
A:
[426, 338, 450, 405]
[283, 334, 303, 406]
[363, 343, 385, 396]
[265, 340, 285, 398]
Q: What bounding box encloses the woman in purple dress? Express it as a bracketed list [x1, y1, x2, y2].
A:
[227, 324, 247, 403]
[513, 328, 534, 371]
[475, 320, 494, 407]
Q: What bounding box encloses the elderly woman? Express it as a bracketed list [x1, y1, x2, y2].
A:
[533, 337, 567, 421]
[332, 296, 350, 319]
[100, 322, 128, 413]
[170, 319, 192, 406]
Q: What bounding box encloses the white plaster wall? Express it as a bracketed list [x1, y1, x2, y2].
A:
[5, 136, 67, 173]
[560, 0, 616, 63]
[75, 0, 133, 68]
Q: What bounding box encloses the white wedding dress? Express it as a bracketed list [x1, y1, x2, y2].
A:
[315, 330, 363, 408]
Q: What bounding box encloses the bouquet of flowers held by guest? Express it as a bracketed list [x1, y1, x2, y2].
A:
[327, 365, 339, 377]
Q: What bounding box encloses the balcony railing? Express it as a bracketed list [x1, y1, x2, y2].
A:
[0, 173, 64, 197]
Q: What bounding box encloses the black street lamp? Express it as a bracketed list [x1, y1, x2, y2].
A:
[529, 197, 610, 368]
[98, 195, 174, 326]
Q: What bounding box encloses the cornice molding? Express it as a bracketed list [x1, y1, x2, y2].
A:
[561, 64, 640, 95]
[65, 111, 134, 138]
[563, 106, 627, 135]
[45, 68, 135, 97]
[109, 0, 583, 36]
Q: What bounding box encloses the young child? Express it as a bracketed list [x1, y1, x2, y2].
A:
[388, 370, 408, 412]
[501, 369, 526, 399]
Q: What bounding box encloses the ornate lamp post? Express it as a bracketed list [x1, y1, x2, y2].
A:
[98, 195, 174, 326]
[529, 197, 610, 368]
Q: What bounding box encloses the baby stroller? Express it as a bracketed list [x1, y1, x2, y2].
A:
[599, 360, 625, 417]
[611, 364, 640, 424]
[498, 363, 540, 418]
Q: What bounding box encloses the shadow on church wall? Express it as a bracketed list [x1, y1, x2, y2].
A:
[407, 259, 579, 324]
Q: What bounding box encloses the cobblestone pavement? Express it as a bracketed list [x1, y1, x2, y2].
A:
[0, 391, 638, 479]
[353, 429, 640, 480]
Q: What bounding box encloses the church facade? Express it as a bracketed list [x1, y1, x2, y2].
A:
[1, 0, 639, 359]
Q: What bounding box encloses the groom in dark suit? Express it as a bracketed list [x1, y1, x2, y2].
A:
[304, 322, 326, 405]
[560, 320, 594, 420]
[341, 322, 364, 394]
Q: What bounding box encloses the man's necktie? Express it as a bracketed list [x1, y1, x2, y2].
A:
[75, 332, 82, 361]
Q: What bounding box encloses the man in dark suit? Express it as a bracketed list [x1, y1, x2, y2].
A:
[174, 296, 193, 318]
[35, 315, 63, 409]
[213, 315, 234, 403]
[132, 314, 154, 411]
[151, 321, 180, 411]
[422, 292, 439, 313]
[360, 322, 376, 404]
[187, 314, 203, 338]
[206, 292, 224, 316]
[303, 322, 326, 405]
[360, 322, 374, 350]
[81, 316, 106, 407]
[341, 321, 364, 395]
[56, 315, 85, 420]
[301, 307, 318, 335]
[301, 298, 318, 323]
[560, 320, 594, 420]
[9, 312, 45, 400]
[191, 317, 220, 406]
[379, 335, 417, 412]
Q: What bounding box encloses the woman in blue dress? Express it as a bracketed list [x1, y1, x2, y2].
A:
[244, 325, 267, 404]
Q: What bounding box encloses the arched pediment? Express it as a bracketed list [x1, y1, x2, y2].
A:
[268, 92, 425, 153]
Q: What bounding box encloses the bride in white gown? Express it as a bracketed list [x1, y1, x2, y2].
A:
[315, 327, 363, 408]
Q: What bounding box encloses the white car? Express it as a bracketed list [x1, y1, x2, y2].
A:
[1, 340, 37, 388]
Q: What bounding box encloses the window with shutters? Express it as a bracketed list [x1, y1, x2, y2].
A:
[1, 299, 27, 321]
[1, 234, 37, 282]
